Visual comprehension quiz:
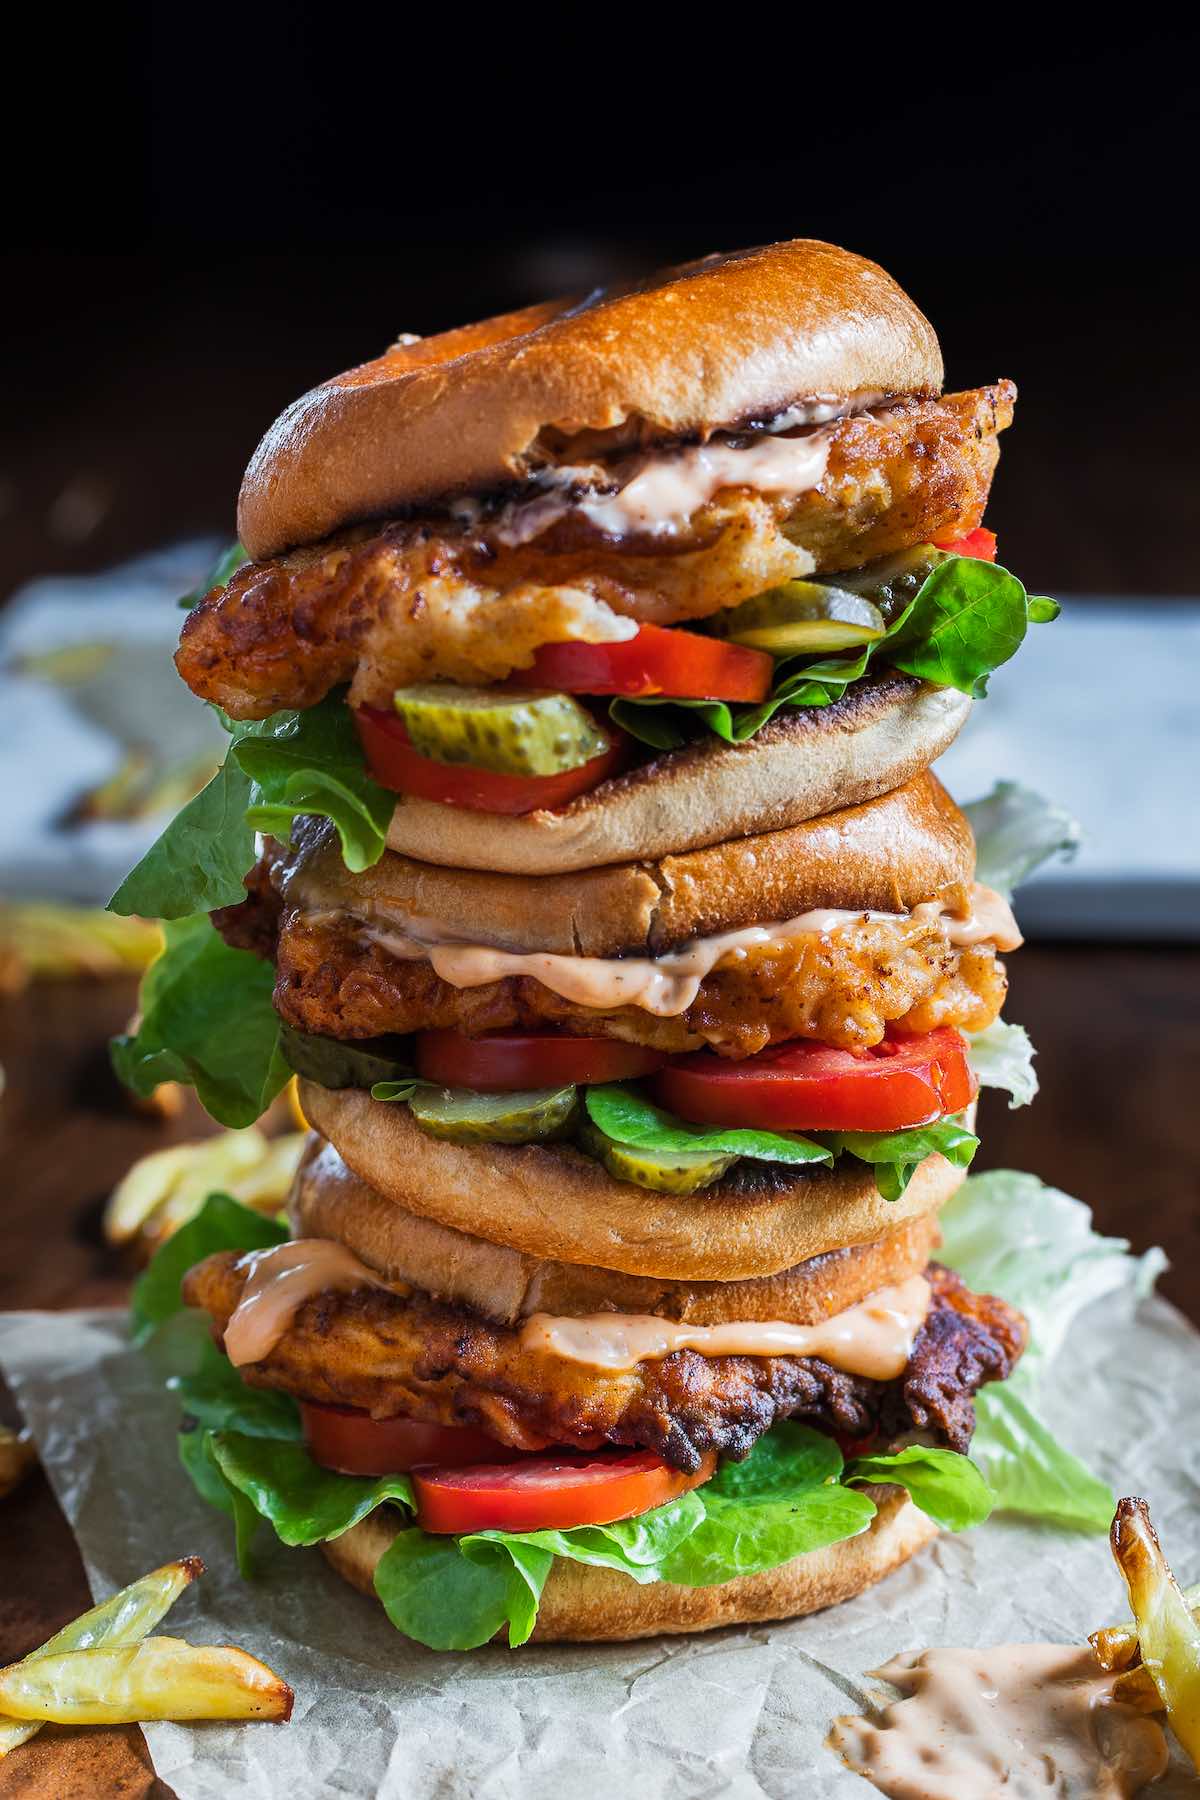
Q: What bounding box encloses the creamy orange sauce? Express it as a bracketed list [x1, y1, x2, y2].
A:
[354, 884, 1021, 1018]
[519, 1274, 931, 1379]
[223, 1240, 403, 1367]
[489, 430, 832, 547]
[828, 1644, 1169, 1799]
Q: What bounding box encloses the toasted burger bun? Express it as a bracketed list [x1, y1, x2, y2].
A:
[290, 1134, 941, 1327]
[291, 768, 975, 959]
[322, 1488, 937, 1643]
[383, 675, 972, 875]
[239, 240, 942, 560]
[298, 1082, 967, 1281]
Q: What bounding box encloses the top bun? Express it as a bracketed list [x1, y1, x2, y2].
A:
[239, 240, 942, 559]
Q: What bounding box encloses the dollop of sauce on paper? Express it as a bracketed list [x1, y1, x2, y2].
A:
[828, 1644, 1169, 1799]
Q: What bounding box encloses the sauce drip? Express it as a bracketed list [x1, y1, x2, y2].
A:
[223, 1240, 402, 1367]
[828, 1644, 1169, 1799]
[355, 883, 1021, 1019]
[519, 1273, 931, 1379]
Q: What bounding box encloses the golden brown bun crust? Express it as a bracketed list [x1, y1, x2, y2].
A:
[290, 1134, 941, 1326]
[293, 769, 975, 958]
[322, 1488, 937, 1643]
[239, 241, 942, 559]
[299, 1082, 966, 1280]
[384, 676, 972, 875]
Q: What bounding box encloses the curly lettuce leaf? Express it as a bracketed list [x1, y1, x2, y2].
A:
[374, 1530, 551, 1652]
[963, 780, 1082, 899]
[939, 1169, 1164, 1528]
[967, 1018, 1038, 1108]
[613, 555, 1056, 749]
[813, 1114, 979, 1202]
[108, 756, 256, 918]
[110, 916, 290, 1128]
[844, 1447, 995, 1531]
[211, 1432, 415, 1546]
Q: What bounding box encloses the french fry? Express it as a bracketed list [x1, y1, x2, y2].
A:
[0, 1637, 293, 1725]
[0, 1557, 202, 1758]
[1112, 1664, 1165, 1712]
[105, 1130, 305, 1245]
[0, 1424, 36, 1500]
[1110, 1497, 1200, 1767]
[1091, 1580, 1200, 1671]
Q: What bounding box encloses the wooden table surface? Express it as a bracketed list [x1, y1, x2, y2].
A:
[1, 948, 1198, 1793]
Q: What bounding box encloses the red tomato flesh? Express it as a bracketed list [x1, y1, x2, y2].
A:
[933, 526, 997, 562]
[652, 1028, 977, 1134]
[416, 1029, 667, 1092]
[414, 1448, 717, 1535]
[300, 1403, 522, 1476]
[354, 708, 626, 814]
[524, 622, 773, 701]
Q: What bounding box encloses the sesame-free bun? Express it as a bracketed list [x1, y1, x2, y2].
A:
[289, 769, 976, 959]
[290, 1133, 941, 1327]
[238, 240, 942, 559]
[322, 1487, 937, 1643]
[383, 675, 972, 875]
[298, 1082, 968, 1281]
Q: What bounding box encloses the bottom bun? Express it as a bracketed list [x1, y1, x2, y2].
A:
[321, 1489, 937, 1644]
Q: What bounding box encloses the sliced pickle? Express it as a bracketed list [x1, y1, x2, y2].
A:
[279, 1023, 413, 1090]
[835, 544, 949, 619]
[391, 684, 609, 777]
[409, 1084, 579, 1143]
[713, 582, 886, 654]
[577, 1120, 735, 1194]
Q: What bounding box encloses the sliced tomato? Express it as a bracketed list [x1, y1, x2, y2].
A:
[934, 526, 997, 562]
[413, 1448, 716, 1535]
[300, 1403, 522, 1476]
[524, 622, 773, 701]
[354, 708, 627, 814]
[416, 1029, 667, 1092]
[652, 1027, 977, 1134]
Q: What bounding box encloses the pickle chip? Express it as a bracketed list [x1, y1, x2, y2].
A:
[279, 1024, 413, 1091]
[409, 1084, 580, 1143]
[836, 544, 949, 619]
[578, 1120, 736, 1194]
[715, 582, 886, 655]
[392, 685, 609, 777]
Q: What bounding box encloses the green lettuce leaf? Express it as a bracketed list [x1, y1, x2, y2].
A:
[110, 916, 290, 1128]
[814, 1114, 979, 1202]
[170, 1337, 302, 1443]
[613, 555, 1056, 749]
[131, 1191, 287, 1342]
[939, 1170, 1164, 1528]
[374, 1530, 551, 1652]
[177, 1426, 264, 1576]
[584, 1083, 832, 1167]
[966, 1018, 1038, 1108]
[467, 1489, 707, 1584]
[211, 1432, 415, 1546]
[108, 691, 395, 926]
[656, 1424, 874, 1586]
[962, 781, 1081, 899]
[178, 541, 246, 611]
[844, 1447, 994, 1531]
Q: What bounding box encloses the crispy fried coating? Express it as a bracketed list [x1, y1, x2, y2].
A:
[177, 385, 1013, 719]
[184, 1256, 1026, 1473]
[215, 885, 1005, 1055]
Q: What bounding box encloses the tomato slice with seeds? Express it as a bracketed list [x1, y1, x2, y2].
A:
[413, 1448, 717, 1535]
[652, 1028, 977, 1134]
[300, 1404, 522, 1476]
[354, 708, 627, 814]
[524, 622, 773, 701]
[416, 1029, 667, 1092]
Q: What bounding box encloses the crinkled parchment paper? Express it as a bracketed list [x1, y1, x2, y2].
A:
[1, 1291, 1198, 1799]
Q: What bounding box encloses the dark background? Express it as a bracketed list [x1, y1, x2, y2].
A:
[5, 16, 1199, 601]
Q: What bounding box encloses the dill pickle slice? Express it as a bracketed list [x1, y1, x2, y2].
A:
[577, 1120, 735, 1194]
[835, 545, 949, 619]
[391, 685, 610, 777]
[714, 582, 886, 654]
[279, 1023, 413, 1090]
[409, 1085, 579, 1143]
